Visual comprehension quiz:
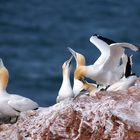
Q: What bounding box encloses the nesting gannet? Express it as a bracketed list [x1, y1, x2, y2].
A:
[107, 75, 137, 91]
[68, 47, 97, 97]
[79, 78, 97, 97]
[73, 35, 139, 86]
[0, 59, 38, 121]
[107, 55, 137, 91]
[57, 56, 74, 102]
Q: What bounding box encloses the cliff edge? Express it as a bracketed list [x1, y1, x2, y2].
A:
[0, 79, 140, 140]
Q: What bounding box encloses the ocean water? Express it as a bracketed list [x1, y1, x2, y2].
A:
[0, 0, 140, 106]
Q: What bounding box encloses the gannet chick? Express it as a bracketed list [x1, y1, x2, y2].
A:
[0, 59, 39, 122]
[57, 56, 74, 102]
[107, 56, 137, 91]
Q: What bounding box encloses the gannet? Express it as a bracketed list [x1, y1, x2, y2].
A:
[107, 55, 137, 91]
[0, 59, 39, 122]
[68, 47, 97, 97]
[107, 75, 137, 91]
[72, 35, 139, 86]
[78, 78, 97, 97]
[57, 56, 74, 102]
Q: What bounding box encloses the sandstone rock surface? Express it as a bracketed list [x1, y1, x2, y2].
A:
[0, 79, 140, 140]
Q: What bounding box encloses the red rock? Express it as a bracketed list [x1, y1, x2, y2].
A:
[0, 79, 140, 140]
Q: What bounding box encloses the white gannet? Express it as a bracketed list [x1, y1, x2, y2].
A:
[107, 55, 137, 91]
[68, 47, 97, 97]
[57, 56, 74, 102]
[107, 75, 137, 91]
[0, 59, 39, 122]
[73, 35, 139, 86]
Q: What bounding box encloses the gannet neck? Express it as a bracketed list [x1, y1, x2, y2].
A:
[0, 67, 9, 91]
[74, 66, 86, 79]
[76, 53, 86, 67]
[73, 78, 83, 96]
[62, 68, 71, 81]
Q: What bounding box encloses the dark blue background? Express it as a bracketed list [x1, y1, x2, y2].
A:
[0, 0, 140, 106]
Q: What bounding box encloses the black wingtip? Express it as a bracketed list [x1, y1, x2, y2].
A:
[138, 47, 140, 52]
[95, 35, 116, 45]
[125, 56, 132, 78]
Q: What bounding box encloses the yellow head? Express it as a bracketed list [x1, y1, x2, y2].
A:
[0, 59, 9, 90]
[68, 47, 86, 66]
[80, 78, 97, 92]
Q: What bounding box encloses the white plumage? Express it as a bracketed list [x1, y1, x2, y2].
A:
[0, 59, 38, 120]
[57, 56, 74, 102]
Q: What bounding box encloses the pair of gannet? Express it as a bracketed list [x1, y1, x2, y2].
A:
[0, 59, 38, 122]
[68, 47, 97, 96]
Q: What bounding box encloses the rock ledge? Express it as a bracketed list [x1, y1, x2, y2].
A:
[1, 79, 140, 140]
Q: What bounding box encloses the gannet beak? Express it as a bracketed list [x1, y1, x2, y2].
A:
[66, 55, 73, 67]
[68, 47, 77, 59]
[0, 58, 4, 68]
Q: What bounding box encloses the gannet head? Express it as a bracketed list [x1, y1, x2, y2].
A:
[80, 78, 97, 92]
[0, 59, 9, 90]
[68, 47, 86, 66]
[74, 78, 97, 97]
[62, 55, 73, 74]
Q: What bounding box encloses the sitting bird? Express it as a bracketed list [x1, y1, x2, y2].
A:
[0, 59, 39, 123]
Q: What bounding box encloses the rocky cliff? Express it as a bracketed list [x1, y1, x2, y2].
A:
[0, 79, 140, 140]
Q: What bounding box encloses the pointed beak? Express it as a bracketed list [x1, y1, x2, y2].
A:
[68, 47, 77, 59]
[0, 58, 4, 68]
[66, 55, 73, 67]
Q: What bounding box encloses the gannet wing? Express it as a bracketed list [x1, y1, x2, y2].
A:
[115, 53, 128, 78]
[102, 45, 124, 70]
[103, 42, 139, 70]
[110, 43, 140, 51]
[124, 55, 133, 78]
[90, 36, 110, 65]
[8, 95, 39, 112]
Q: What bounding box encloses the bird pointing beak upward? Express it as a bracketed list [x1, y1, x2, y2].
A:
[0, 59, 4, 68]
[66, 55, 73, 67]
[68, 47, 77, 59]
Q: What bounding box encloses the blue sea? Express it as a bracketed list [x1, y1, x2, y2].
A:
[0, 0, 140, 106]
